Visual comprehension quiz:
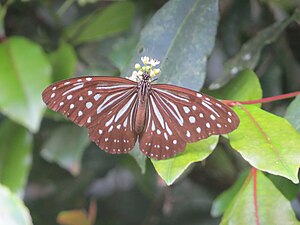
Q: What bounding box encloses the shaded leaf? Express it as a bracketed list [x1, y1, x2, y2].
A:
[229, 105, 300, 183]
[66, 2, 135, 45]
[285, 94, 300, 132]
[211, 171, 248, 217]
[0, 37, 51, 132]
[267, 174, 299, 201]
[41, 124, 90, 176]
[210, 10, 300, 89]
[152, 136, 219, 185]
[129, 143, 146, 174]
[122, 0, 219, 90]
[0, 184, 33, 225]
[49, 42, 77, 82]
[220, 170, 300, 225]
[0, 120, 33, 193]
[205, 69, 262, 107]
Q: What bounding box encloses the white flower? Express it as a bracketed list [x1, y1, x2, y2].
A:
[141, 56, 150, 65]
[150, 58, 160, 67]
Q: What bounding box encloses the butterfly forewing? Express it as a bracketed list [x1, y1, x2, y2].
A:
[42, 76, 139, 154]
[139, 84, 239, 159]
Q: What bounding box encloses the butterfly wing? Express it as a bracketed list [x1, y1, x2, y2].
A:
[42, 76, 139, 154]
[139, 84, 240, 159]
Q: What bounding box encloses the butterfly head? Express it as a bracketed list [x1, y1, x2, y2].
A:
[126, 56, 161, 83]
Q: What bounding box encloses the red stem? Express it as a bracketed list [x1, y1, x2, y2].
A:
[252, 168, 260, 225]
[223, 91, 300, 106]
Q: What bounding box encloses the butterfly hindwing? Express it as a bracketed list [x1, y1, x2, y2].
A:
[139, 84, 239, 159]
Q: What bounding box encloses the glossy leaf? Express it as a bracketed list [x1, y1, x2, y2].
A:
[49, 42, 77, 82]
[152, 136, 219, 185]
[122, 0, 219, 90]
[0, 37, 51, 132]
[220, 170, 300, 225]
[66, 2, 135, 45]
[285, 94, 300, 132]
[0, 184, 33, 225]
[205, 69, 262, 107]
[41, 124, 90, 176]
[229, 105, 300, 183]
[0, 120, 33, 193]
[210, 9, 300, 89]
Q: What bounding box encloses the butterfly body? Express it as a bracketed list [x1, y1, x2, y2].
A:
[42, 58, 239, 159]
[135, 73, 151, 134]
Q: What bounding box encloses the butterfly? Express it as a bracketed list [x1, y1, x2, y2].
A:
[42, 57, 239, 159]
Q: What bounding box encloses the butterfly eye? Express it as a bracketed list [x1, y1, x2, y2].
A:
[42, 57, 239, 159]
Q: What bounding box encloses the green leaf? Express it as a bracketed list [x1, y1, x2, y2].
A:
[122, 0, 219, 90]
[66, 2, 135, 45]
[210, 10, 300, 89]
[48, 42, 77, 82]
[220, 170, 300, 225]
[0, 37, 51, 132]
[229, 105, 300, 183]
[0, 120, 33, 193]
[151, 135, 219, 185]
[211, 171, 248, 217]
[285, 94, 300, 132]
[108, 36, 139, 71]
[0, 184, 33, 225]
[41, 124, 90, 176]
[205, 69, 262, 107]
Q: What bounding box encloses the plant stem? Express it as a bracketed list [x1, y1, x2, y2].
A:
[223, 91, 300, 106]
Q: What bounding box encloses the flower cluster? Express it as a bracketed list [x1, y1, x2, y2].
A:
[126, 56, 161, 82]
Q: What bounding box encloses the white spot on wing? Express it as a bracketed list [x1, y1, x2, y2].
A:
[67, 95, 73, 100]
[78, 111, 83, 116]
[197, 93, 202, 98]
[196, 127, 201, 133]
[86, 77, 92, 81]
[70, 104, 74, 109]
[183, 106, 190, 113]
[206, 122, 210, 128]
[186, 130, 191, 137]
[94, 94, 101, 101]
[87, 116, 91, 123]
[189, 116, 196, 123]
[88, 90, 93, 96]
[51, 93, 55, 98]
[86, 102, 93, 109]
